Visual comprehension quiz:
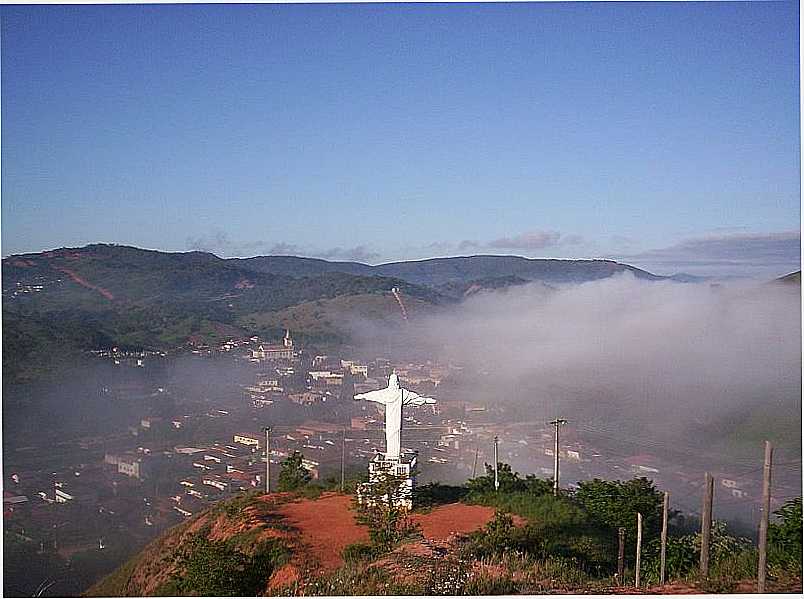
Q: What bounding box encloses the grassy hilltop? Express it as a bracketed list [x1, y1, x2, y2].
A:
[88, 463, 802, 597]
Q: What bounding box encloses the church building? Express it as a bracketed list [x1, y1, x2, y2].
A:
[252, 330, 295, 361]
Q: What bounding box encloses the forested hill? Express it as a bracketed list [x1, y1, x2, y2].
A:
[1, 245, 439, 382]
[2, 243, 665, 383]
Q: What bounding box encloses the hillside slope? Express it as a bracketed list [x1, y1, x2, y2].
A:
[776, 270, 801, 285]
[86, 491, 501, 597]
[89, 486, 802, 597]
[2, 244, 665, 382]
[1, 245, 443, 381]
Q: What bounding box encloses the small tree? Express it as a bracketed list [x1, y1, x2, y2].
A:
[356, 469, 419, 551]
[575, 477, 665, 554]
[277, 451, 312, 492]
[642, 521, 753, 585]
[466, 462, 552, 495]
[768, 497, 803, 572]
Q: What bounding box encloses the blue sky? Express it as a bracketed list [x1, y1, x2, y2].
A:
[1, 2, 800, 277]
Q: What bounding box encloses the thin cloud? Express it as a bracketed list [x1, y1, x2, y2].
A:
[458, 230, 583, 252]
[267, 242, 301, 255]
[487, 230, 562, 250]
[622, 230, 801, 277]
[185, 233, 382, 262]
[318, 245, 380, 263]
[185, 231, 232, 253]
[186, 232, 276, 256]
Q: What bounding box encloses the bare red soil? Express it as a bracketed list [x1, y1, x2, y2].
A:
[266, 563, 302, 591]
[411, 503, 499, 541]
[274, 493, 370, 571]
[266, 495, 507, 576]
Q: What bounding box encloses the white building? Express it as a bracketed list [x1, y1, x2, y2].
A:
[118, 459, 145, 479]
[202, 477, 228, 491]
[233, 433, 261, 448]
[55, 489, 74, 503]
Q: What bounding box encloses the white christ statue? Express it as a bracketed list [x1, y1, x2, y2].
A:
[354, 373, 436, 460]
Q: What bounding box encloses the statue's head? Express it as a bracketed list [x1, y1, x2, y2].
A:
[388, 373, 400, 389]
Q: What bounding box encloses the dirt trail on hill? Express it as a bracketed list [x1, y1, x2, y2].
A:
[53, 266, 115, 300]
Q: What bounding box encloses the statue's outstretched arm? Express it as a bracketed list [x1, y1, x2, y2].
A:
[354, 388, 395, 405]
[402, 390, 436, 406]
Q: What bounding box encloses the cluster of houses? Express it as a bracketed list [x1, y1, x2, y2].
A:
[90, 347, 166, 367]
[167, 427, 336, 519]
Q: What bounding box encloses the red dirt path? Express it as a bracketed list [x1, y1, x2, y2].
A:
[53, 266, 115, 300]
[274, 493, 369, 571]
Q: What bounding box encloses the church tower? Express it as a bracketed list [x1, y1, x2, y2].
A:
[283, 329, 293, 348]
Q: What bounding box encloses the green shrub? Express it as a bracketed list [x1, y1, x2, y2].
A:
[709, 547, 757, 586]
[169, 534, 288, 596]
[413, 482, 469, 509]
[463, 511, 521, 557]
[641, 521, 754, 586]
[278, 451, 313, 492]
[466, 463, 552, 496]
[641, 534, 698, 585]
[463, 572, 519, 595]
[531, 555, 591, 586]
[342, 542, 379, 563]
[297, 484, 325, 500]
[768, 497, 802, 574]
[464, 491, 615, 573]
[355, 470, 421, 552]
[574, 477, 665, 558]
[217, 490, 261, 518]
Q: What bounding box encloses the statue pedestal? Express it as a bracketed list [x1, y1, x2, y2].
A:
[357, 451, 417, 510]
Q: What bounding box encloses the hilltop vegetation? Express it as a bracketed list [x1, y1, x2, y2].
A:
[86, 492, 293, 597]
[89, 459, 802, 597]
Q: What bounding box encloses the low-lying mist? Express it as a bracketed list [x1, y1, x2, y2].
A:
[351, 274, 801, 458]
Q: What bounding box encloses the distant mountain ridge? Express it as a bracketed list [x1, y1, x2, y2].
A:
[0, 243, 700, 383]
[776, 270, 801, 285]
[234, 253, 662, 286]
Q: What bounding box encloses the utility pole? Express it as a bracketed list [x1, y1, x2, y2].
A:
[660, 491, 669, 585]
[700, 472, 714, 579]
[472, 447, 479, 479]
[617, 527, 626, 582]
[635, 512, 643, 588]
[264, 426, 272, 494]
[548, 419, 567, 496]
[757, 440, 773, 593]
[340, 429, 346, 493]
[493, 436, 499, 491]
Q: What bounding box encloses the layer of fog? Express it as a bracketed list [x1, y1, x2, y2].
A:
[351, 274, 801, 458]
